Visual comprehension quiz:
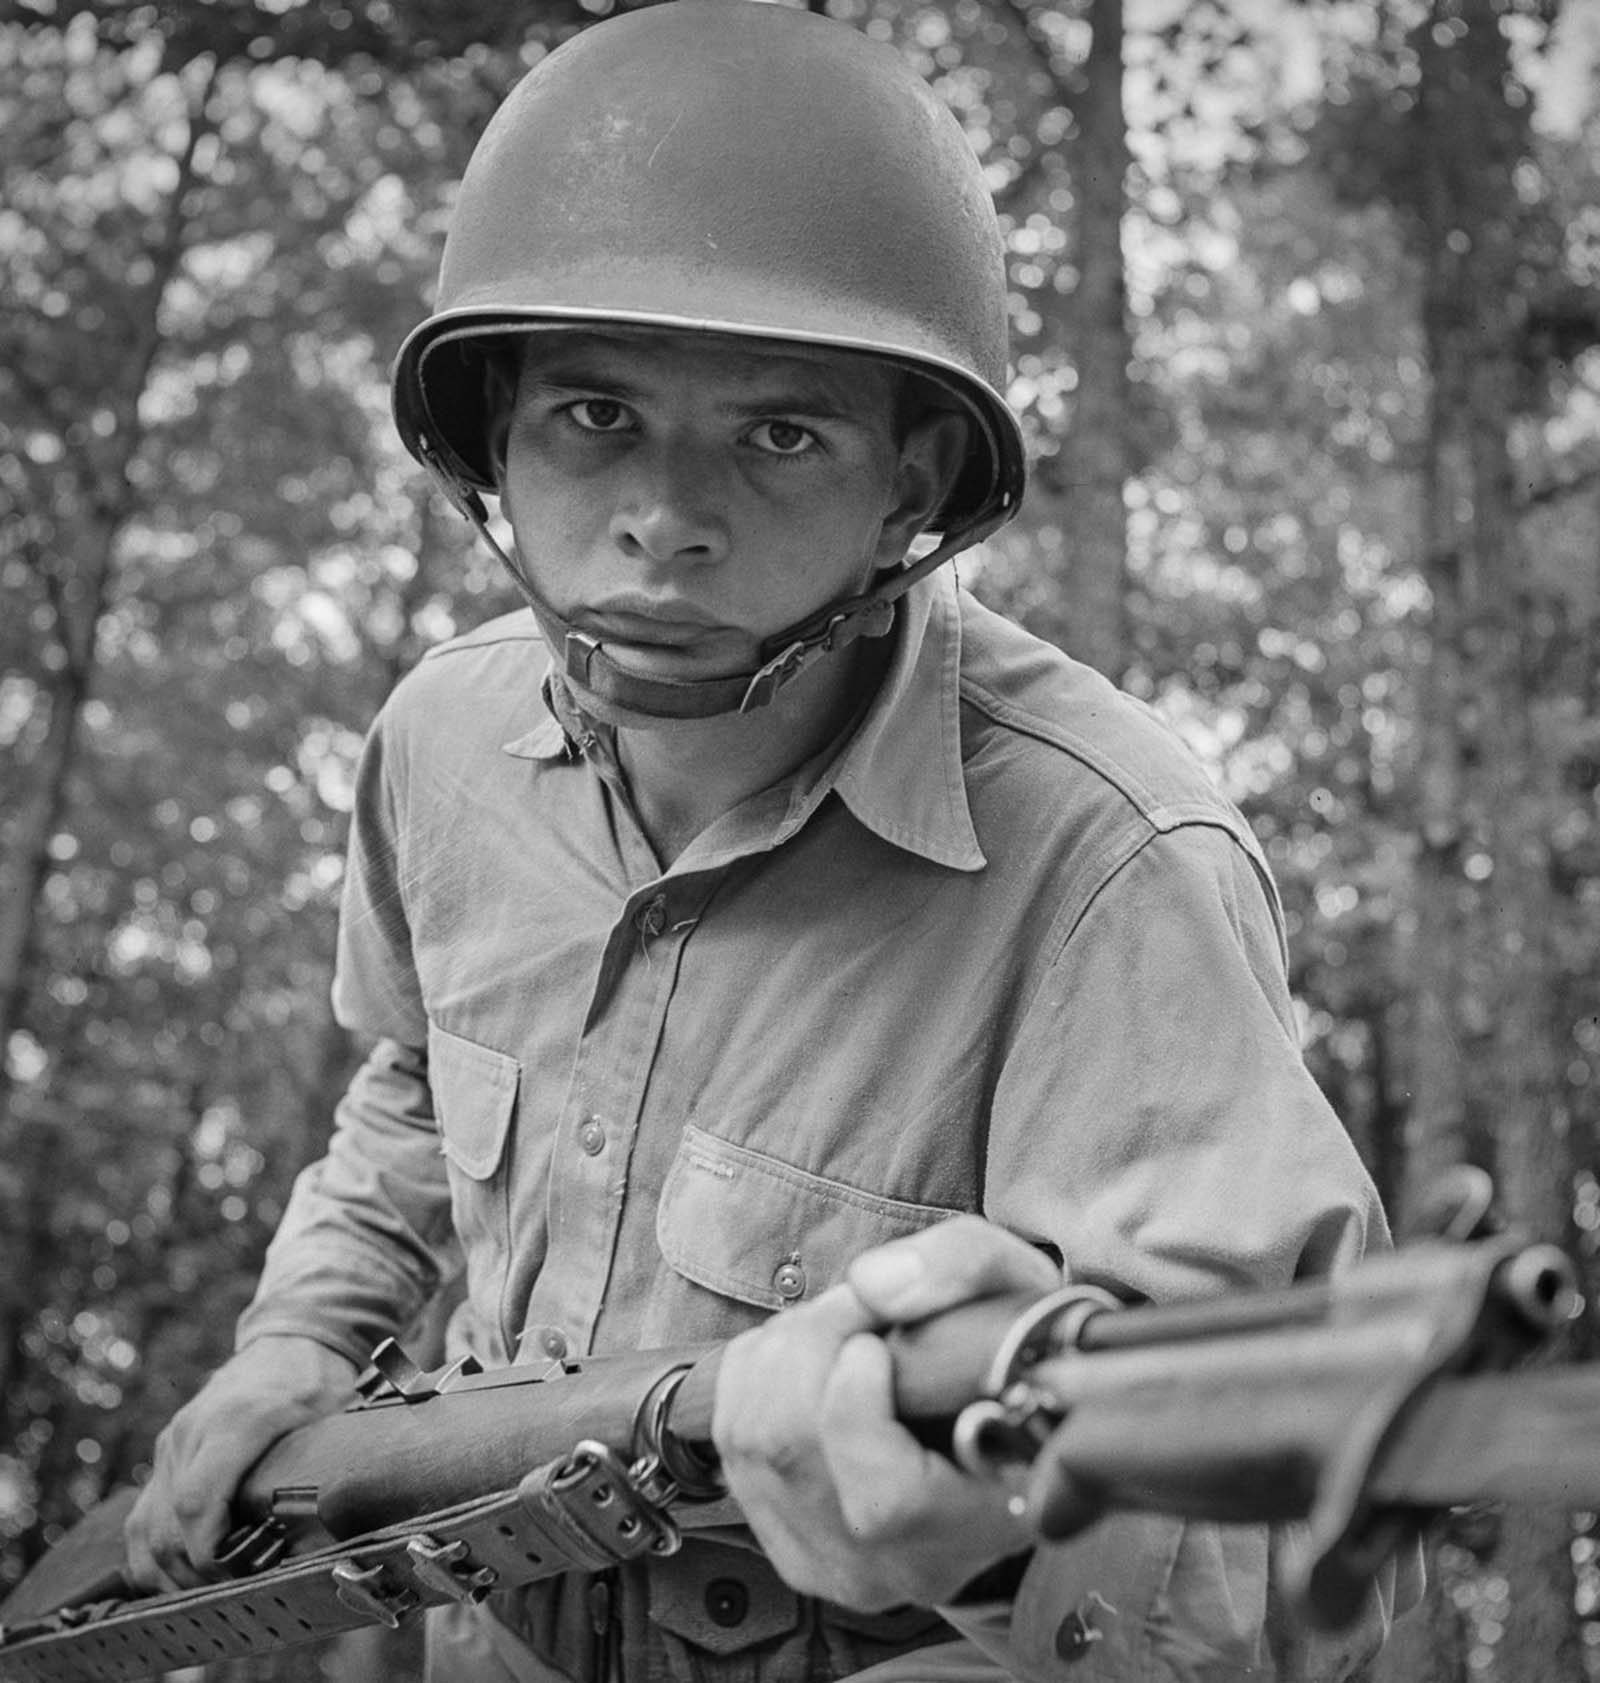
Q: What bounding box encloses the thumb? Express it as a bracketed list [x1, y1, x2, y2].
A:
[847, 1217, 1060, 1322]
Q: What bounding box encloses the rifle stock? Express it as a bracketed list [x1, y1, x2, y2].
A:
[1, 1234, 1594, 1682]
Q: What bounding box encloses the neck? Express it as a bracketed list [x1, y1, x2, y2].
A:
[613, 636, 889, 867]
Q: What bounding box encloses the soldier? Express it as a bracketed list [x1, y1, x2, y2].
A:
[125, 4, 1411, 1678]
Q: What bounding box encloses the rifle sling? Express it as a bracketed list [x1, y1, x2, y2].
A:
[0, 1442, 721, 1683]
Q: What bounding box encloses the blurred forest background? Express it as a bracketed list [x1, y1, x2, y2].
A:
[3, 0, 1599, 1677]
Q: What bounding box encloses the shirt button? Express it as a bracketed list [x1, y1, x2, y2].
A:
[772, 1258, 806, 1301]
[1055, 1612, 1093, 1660]
[539, 1328, 569, 1360]
[636, 894, 668, 939]
[1054, 1594, 1113, 1661]
[579, 1118, 606, 1156]
[704, 1577, 748, 1628]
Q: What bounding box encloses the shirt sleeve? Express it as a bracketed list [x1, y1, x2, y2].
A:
[234, 1037, 460, 1367]
[329, 696, 430, 1047]
[945, 820, 1418, 1681]
[234, 705, 459, 1367]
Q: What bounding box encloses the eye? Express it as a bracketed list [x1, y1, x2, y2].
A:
[748, 419, 817, 457]
[565, 398, 633, 433]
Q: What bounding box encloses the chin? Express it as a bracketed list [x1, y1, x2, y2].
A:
[548, 642, 754, 730]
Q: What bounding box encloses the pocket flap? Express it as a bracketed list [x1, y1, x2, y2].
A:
[426, 1022, 519, 1181]
[657, 1126, 956, 1311]
[648, 1542, 800, 1656]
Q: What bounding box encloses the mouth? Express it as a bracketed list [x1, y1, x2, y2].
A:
[578, 602, 739, 651]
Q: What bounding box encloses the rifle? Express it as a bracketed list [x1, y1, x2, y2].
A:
[1, 1216, 1595, 1683]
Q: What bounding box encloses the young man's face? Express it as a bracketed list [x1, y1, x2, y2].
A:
[495, 330, 951, 687]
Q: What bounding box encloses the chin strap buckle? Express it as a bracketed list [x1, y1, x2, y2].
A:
[565, 631, 603, 686]
[739, 638, 816, 712]
[740, 599, 897, 713]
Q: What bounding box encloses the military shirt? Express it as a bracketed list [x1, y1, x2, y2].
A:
[239, 571, 1400, 1680]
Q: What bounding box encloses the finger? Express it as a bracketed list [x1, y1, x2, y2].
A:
[152, 1543, 211, 1592]
[825, 1333, 1034, 1588]
[846, 1217, 1061, 1322]
[122, 1511, 167, 1594]
[125, 1500, 209, 1594]
[167, 1460, 238, 1578]
[816, 1333, 933, 1543]
[714, 1282, 876, 1451]
[781, 1280, 879, 1342]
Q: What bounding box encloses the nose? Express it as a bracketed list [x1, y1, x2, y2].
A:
[608, 437, 730, 566]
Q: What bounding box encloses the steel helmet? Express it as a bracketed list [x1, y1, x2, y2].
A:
[391, 0, 1027, 720]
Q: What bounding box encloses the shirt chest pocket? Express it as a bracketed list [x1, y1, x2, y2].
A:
[653, 1124, 958, 1320]
[427, 1022, 519, 1269]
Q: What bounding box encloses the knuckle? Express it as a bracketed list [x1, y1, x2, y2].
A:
[841, 1487, 916, 1547]
[169, 1483, 212, 1527]
[722, 1420, 810, 1484]
[824, 1563, 899, 1611]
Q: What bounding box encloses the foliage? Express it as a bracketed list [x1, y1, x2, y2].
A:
[2, 1, 1598, 1679]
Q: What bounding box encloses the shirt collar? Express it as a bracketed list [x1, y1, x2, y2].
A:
[817, 568, 983, 870]
[503, 671, 586, 763]
[501, 569, 984, 872]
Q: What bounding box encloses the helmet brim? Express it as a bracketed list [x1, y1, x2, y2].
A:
[393, 306, 1025, 537]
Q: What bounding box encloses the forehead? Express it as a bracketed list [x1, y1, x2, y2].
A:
[512, 328, 900, 415]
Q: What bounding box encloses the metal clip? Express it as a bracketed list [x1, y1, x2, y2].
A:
[215, 1516, 291, 1577]
[331, 1559, 421, 1629]
[551, 1440, 682, 1560]
[632, 1365, 725, 1502]
[353, 1339, 484, 1406]
[269, 1485, 321, 1521]
[952, 1284, 1121, 1481]
[953, 1382, 1062, 1480]
[740, 639, 811, 712]
[980, 1284, 1122, 1398]
[405, 1534, 499, 1604]
[354, 1339, 424, 1403]
[565, 631, 603, 684]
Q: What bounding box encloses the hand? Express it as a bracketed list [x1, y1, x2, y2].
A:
[712, 1216, 1061, 1611]
[124, 1336, 358, 1592]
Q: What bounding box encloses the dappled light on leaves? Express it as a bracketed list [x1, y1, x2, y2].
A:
[3, 2, 1599, 1678]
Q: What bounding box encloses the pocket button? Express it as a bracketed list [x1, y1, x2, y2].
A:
[705, 1577, 749, 1629]
[772, 1258, 806, 1301]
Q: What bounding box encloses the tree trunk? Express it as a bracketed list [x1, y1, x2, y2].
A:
[1402, 4, 1581, 1677]
[1398, 54, 1473, 1227]
[997, 0, 1133, 677]
[0, 602, 101, 1104]
[1051, 0, 1131, 678]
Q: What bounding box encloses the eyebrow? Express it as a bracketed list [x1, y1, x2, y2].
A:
[521, 370, 648, 404]
[518, 348, 888, 424]
[527, 370, 865, 420]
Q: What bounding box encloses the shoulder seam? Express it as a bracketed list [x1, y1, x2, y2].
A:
[958, 674, 1245, 839]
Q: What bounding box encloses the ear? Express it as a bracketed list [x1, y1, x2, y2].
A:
[874, 410, 970, 567]
[481, 349, 518, 489]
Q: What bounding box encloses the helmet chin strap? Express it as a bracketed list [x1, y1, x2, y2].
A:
[420, 442, 990, 725]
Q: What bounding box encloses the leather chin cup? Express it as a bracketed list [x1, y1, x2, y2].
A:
[546, 597, 899, 725]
